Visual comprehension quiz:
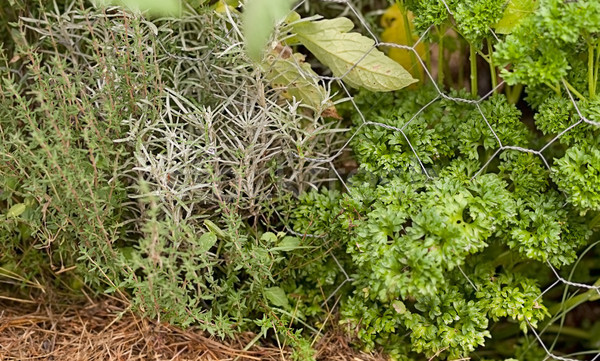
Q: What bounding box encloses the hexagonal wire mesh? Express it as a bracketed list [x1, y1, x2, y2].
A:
[112, 0, 600, 358]
[11, 0, 600, 358]
[253, 0, 600, 359]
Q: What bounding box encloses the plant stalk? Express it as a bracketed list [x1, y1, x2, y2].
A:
[544, 324, 591, 340]
[470, 44, 478, 97]
[438, 26, 445, 86]
[398, 1, 420, 82]
[544, 81, 561, 95]
[492, 250, 512, 268]
[589, 42, 595, 98]
[595, 40, 600, 99]
[589, 212, 600, 229]
[563, 79, 587, 101]
[487, 38, 497, 92]
[506, 84, 523, 104]
[425, 41, 432, 83]
[458, 40, 465, 87]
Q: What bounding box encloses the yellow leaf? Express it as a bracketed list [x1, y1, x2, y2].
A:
[380, 4, 425, 80]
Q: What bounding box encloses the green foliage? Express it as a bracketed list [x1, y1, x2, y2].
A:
[553, 142, 600, 214]
[117, 194, 304, 334]
[534, 95, 580, 144]
[3, 0, 600, 360]
[453, 0, 504, 46]
[0, 0, 342, 345]
[404, 0, 450, 34]
[350, 89, 528, 174]
[495, 0, 600, 87]
[494, 0, 536, 34]
[494, 0, 600, 217]
[289, 335, 317, 361]
[405, 0, 505, 45]
[283, 3, 600, 358]
[243, 0, 294, 61]
[1, 32, 132, 287]
[292, 85, 594, 359]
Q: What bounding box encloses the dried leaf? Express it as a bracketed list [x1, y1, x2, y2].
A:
[264, 46, 339, 117]
[380, 4, 425, 79]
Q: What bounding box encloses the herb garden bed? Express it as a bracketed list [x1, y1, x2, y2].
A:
[2, 0, 600, 360]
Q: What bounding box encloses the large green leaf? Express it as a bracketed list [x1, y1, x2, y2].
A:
[290, 16, 417, 92]
[494, 0, 536, 34]
[269, 236, 313, 251]
[243, 0, 295, 61]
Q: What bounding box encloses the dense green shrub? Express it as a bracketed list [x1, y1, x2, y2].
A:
[288, 0, 600, 359]
[292, 86, 594, 359]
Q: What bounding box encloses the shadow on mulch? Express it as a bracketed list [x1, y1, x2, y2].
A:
[0, 297, 387, 361]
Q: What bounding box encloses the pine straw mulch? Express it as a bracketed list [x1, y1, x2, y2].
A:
[0, 297, 387, 361]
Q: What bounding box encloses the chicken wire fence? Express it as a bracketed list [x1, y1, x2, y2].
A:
[8, 0, 600, 359]
[262, 0, 600, 360]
